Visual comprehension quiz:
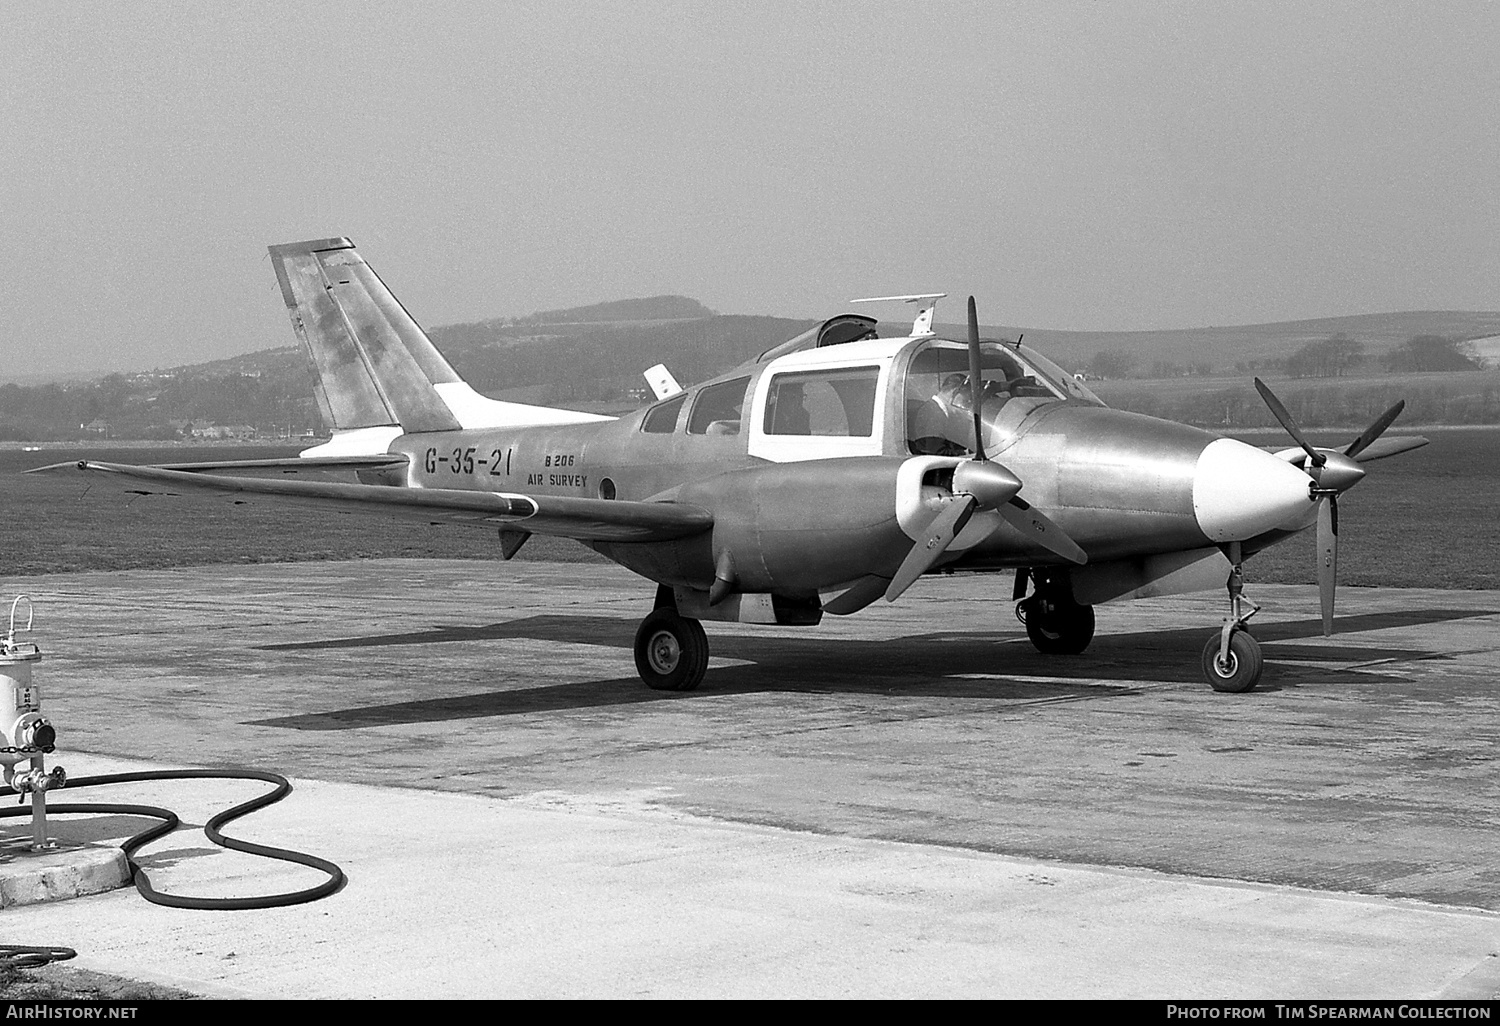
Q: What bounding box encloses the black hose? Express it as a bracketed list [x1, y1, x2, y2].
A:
[0, 946, 76, 969]
[0, 769, 345, 910]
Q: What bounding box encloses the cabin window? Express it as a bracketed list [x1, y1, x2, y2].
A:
[686, 377, 751, 435]
[641, 394, 686, 433]
[763, 367, 879, 437]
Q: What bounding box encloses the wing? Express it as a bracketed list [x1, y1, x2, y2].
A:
[29, 460, 713, 543]
[1269, 436, 1429, 466]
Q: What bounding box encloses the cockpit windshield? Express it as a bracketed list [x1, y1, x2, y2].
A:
[904, 339, 1097, 456]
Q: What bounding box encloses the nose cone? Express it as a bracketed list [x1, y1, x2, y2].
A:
[1193, 438, 1314, 542]
[1316, 451, 1366, 493]
[952, 460, 1022, 509]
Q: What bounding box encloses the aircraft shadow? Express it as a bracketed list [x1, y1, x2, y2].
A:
[250, 606, 1495, 730]
[259, 607, 1494, 655]
[253, 665, 1142, 731]
[259, 615, 640, 652]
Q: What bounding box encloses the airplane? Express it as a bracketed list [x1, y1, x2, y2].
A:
[35, 237, 1429, 694]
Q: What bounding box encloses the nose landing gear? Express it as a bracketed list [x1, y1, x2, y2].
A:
[1204, 542, 1262, 693]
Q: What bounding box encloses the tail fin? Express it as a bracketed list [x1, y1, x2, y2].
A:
[270, 238, 610, 444]
[271, 238, 463, 434]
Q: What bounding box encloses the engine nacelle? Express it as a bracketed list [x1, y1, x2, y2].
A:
[679, 456, 914, 595]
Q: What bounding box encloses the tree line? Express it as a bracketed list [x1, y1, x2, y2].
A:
[0, 315, 812, 442]
[3, 325, 1492, 442]
[1083, 333, 1483, 380]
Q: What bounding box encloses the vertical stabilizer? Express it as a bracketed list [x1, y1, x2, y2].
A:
[270, 237, 613, 439]
[270, 238, 463, 434]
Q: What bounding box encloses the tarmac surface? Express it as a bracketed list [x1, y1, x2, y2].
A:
[1, 558, 1498, 998]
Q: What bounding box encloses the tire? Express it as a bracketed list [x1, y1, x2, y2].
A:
[1201, 630, 1263, 693]
[634, 609, 709, 692]
[1023, 597, 1096, 655]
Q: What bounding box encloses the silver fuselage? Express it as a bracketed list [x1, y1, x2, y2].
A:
[377, 334, 1319, 599]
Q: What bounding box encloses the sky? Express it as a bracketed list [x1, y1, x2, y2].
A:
[3, 1, 1497, 379]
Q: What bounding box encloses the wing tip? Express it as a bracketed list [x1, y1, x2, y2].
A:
[23, 460, 93, 475]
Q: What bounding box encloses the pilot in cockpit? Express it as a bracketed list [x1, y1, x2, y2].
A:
[907, 354, 1036, 455]
[909, 372, 978, 455]
[935, 372, 970, 412]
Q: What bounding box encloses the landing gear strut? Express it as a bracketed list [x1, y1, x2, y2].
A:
[1016, 571, 1095, 655]
[633, 587, 709, 692]
[1203, 542, 1263, 693]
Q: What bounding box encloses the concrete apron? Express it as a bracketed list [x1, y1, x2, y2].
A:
[0, 751, 1495, 1000]
[2, 559, 1499, 998]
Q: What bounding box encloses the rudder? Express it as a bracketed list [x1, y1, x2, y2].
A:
[270, 238, 462, 434]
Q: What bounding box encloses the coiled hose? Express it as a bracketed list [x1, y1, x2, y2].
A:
[0, 768, 345, 910]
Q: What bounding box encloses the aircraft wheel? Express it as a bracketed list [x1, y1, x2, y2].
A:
[1023, 597, 1096, 655]
[1201, 630, 1263, 693]
[634, 609, 709, 692]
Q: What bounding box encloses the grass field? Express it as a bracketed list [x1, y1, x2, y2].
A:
[1092, 369, 1500, 429]
[2, 430, 1495, 591]
[1224, 427, 1499, 591]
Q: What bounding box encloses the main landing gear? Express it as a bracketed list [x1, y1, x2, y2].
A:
[1202, 542, 1263, 693]
[633, 587, 709, 692]
[1015, 570, 1096, 655]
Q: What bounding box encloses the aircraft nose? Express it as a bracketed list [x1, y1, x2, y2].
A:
[1193, 438, 1314, 543]
[1316, 451, 1366, 493]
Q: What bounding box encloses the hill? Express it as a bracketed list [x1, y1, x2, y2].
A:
[436, 313, 814, 404]
[948, 310, 1500, 373]
[512, 295, 715, 325]
[3, 302, 1499, 441]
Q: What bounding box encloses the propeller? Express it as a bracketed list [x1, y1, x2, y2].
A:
[1343, 399, 1406, 461]
[1253, 379, 1406, 636]
[886, 299, 1085, 602]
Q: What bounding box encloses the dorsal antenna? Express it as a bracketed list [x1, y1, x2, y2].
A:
[849, 293, 947, 338]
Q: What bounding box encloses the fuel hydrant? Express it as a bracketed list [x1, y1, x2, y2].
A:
[1, 597, 65, 850]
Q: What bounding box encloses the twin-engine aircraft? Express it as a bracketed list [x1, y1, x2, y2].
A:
[38, 238, 1428, 693]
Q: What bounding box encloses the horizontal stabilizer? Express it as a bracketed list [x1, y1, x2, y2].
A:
[33, 461, 713, 543]
[118, 455, 410, 475]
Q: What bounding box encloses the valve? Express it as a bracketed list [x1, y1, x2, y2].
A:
[5, 765, 66, 801]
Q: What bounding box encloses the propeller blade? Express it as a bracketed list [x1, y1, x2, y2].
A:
[1317, 495, 1338, 636]
[886, 495, 976, 602]
[997, 497, 1088, 565]
[823, 574, 890, 616]
[967, 296, 986, 462]
[1344, 400, 1406, 460]
[1254, 378, 1325, 469]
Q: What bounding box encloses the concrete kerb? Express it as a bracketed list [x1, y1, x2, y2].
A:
[0, 834, 130, 908]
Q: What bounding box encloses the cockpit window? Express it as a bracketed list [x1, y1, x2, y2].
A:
[904, 341, 1069, 456]
[687, 376, 751, 435]
[1021, 346, 1106, 405]
[641, 393, 686, 433]
[763, 367, 879, 437]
